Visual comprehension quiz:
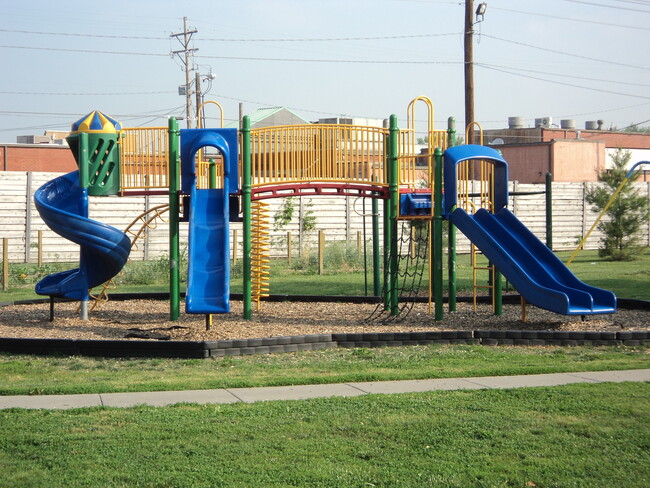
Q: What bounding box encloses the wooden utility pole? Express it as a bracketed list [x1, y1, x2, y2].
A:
[171, 17, 198, 128]
[464, 0, 474, 145]
[195, 72, 202, 127]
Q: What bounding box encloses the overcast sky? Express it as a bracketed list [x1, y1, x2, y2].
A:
[1, 0, 648, 143]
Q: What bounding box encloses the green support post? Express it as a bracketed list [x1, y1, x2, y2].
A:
[78, 132, 89, 321]
[388, 115, 399, 315]
[448, 219, 456, 313]
[209, 158, 217, 189]
[78, 132, 89, 189]
[545, 172, 553, 250]
[383, 197, 390, 310]
[372, 190, 381, 297]
[433, 147, 444, 320]
[168, 117, 181, 321]
[446, 117, 457, 312]
[493, 268, 503, 316]
[242, 116, 252, 320]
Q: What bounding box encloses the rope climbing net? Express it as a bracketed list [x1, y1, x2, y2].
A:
[367, 220, 430, 322]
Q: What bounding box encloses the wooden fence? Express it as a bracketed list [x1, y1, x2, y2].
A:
[1, 171, 648, 264]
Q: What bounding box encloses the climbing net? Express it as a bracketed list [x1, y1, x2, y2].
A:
[367, 220, 430, 322]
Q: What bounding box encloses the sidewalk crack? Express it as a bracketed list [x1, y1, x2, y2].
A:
[223, 389, 245, 402]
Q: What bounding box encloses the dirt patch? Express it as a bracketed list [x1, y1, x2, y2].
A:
[0, 298, 647, 342]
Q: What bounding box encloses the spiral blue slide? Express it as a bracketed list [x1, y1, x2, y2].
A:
[34, 171, 131, 300]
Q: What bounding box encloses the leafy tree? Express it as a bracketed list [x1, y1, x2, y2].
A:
[585, 148, 649, 260]
[273, 197, 316, 234]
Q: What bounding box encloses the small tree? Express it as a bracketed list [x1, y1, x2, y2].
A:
[585, 148, 649, 260]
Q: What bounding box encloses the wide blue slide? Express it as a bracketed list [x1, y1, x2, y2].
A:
[34, 171, 131, 299]
[444, 144, 616, 316]
[450, 207, 616, 315]
[185, 185, 230, 314]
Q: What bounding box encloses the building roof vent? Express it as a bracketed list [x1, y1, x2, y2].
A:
[508, 116, 524, 129]
[585, 120, 598, 130]
[560, 119, 576, 129]
[535, 117, 552, 128]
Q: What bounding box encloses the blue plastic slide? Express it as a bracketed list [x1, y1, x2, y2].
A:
[34, 171, 131, 299]
[185, 185, 230, 314]
[449, 207, 616, 315]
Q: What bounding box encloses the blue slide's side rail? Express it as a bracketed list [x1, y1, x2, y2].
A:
[34, 171, 131, 299]
[494, 208, 616, 312]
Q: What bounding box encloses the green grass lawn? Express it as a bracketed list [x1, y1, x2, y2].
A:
[1, 382, 648, 487]
[1, 249, 648, 487]
[0, 344, 647, 396]
[2, 248, 649, 302]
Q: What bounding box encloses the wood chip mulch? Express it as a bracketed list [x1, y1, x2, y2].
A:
[0, 298, 648, 342]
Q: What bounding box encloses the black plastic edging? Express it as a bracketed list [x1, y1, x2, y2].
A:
[0, 329, 647, 359]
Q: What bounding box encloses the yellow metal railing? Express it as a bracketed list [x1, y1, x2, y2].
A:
[117, 113, 450, 194]
[399, 96, 447, 189]
[397, 128, 447, 189]
[249, 124, 388, 188]
[119, 127, 169, 191]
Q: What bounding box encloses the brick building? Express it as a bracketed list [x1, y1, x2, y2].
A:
[482, 122, 650, 183]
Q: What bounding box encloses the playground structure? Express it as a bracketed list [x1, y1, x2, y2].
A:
[34, 98, 620, 323]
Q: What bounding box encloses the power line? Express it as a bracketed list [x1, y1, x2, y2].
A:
[0, 27, 460, 42]
[197, 54, 460, 65]
[199, 33, 460, 42]
[482, 34, 650, 71]
[0, 28, 166, 40]
[490, 6, 650, 31]
[0, 44, 168, 57]
[477, 63, 650, 99]
[564, 0, 650, 13]
[0, 44, 461, 65]
[0, 90, 173, 96]
[478, 63, 650, 88]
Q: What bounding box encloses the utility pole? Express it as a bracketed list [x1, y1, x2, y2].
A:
[171, 17, 198, 128]
[195, 72, 202, 128]
[464, 0, 474, 145]
[464, 2, 487, 145]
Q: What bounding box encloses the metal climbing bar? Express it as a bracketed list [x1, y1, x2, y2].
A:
[567, 160, 650, 265]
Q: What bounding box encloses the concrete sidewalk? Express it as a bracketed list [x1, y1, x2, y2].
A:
[1, 369, 648, 410]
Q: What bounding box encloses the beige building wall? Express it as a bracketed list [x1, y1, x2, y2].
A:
[551, 140, 606, 182]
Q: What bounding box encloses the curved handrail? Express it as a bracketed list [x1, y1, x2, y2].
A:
[197, 100, 225, 128]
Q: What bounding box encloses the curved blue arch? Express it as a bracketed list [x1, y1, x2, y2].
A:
[443, 144, 508, 216]
[180, 128, 239, 195]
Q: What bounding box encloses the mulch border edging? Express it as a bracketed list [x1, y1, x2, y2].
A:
[0, 330, 647, 359]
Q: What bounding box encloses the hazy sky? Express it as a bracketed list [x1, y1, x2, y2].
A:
[1, 0, 648, 142]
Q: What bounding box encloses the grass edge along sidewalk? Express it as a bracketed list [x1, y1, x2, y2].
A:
[0, 368, 648, 409]
[0, 381, 648, 487]
[0, 344, 648, 396]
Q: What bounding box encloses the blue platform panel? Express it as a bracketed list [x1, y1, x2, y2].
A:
[186, 186, 230, 314]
